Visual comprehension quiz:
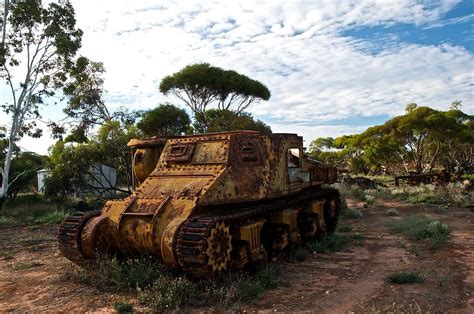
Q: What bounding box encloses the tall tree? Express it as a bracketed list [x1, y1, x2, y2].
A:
[0, 0, 82, 199]
[159, 63, 270, 129]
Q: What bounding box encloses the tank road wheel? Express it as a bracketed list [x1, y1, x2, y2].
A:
[324, 190, 341, 234]
[176, 218, 233, 277]
[206, 222, 232, 272]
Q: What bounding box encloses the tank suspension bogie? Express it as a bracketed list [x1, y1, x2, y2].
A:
[174, 187, 341, 277]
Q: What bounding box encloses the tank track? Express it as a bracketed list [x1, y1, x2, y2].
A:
[176, 187, 340, 277]
[57, 211, 101, 266]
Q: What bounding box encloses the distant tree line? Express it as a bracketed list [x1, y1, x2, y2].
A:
[309, 103, 473, 176]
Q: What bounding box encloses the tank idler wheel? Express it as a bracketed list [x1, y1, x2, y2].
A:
[206, 222, 232, 272]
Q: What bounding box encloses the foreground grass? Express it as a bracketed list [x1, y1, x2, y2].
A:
[386, 215, 451, 249]
[0, 194, 73, 226]
[65, 257, 284, 311]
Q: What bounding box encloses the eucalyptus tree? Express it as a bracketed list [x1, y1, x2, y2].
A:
[159, 63, 271, 130]
[0, 0, 82, 200]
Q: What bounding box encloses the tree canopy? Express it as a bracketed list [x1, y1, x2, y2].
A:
[137, 103, 191, 137]
[159, 63, 271, 128]
[195, 109, 272, 134]
[309, 104, 473, 175]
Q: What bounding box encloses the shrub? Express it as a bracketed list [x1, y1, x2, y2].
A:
[446, 181, 473, 207]
[387, 272, 424, 284]
[386, 215, 451, 248]
[387, 208, 400, 216]
[391, 184, 452, 205]
[309, 233, 349, 253]
[364, 194, 375, 205]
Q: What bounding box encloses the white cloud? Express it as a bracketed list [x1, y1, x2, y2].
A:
[1, 0, 472, 155]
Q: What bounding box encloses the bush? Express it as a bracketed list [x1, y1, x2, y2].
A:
[309, 233, 349, 253]
[35, 210, 70, 224]
[387, 272, 424, 284]
[386, 215, 451, 249]
[446, 181, 473, 207]
[364, 194, 375, 205]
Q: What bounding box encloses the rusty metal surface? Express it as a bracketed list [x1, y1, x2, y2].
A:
[58, 131, 342, 275]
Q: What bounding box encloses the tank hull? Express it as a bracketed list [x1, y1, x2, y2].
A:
[58, 131, 341, 276]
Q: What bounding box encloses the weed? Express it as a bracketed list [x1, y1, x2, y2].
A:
[35, 210, 70, 225]
[12, 261, 42, 270]
[387, 272, 424, 284]
[112, 301, 133, 313]
[336, 224, 352, 233]
[343, 208, 364, 219]
[387, 208, 400, 216]
[309, 233, 349, 253]
[386, 215, 451, 249]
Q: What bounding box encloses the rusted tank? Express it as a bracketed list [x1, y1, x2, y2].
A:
[58, 131, 341, 276]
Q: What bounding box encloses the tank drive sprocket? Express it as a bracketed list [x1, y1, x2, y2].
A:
[57, 211, 101, 266]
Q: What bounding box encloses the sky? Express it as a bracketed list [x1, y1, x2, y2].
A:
[1, 0, 473, 155]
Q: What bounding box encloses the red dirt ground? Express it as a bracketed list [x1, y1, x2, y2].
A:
[0, 197, 472, 312]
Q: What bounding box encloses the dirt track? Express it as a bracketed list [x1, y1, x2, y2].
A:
[0, 198, 473, 312]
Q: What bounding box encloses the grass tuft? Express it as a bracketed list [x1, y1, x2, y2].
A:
[12, 261, 42, 270]
[309, 233, 349, 253]
[112, 301, 133, 313]
[35, 210, 70, 225]
[387, 272, 424, 284]
[343, 208, 364, 219]
[386, 215, 451, 249]
[336, 224, 352, 233]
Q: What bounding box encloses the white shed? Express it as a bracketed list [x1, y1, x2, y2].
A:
[37, 169, 49, 193]
[37, 163, 118, 199]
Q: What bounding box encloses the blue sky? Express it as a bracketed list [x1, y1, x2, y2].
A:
[1, 0, 473, 154]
